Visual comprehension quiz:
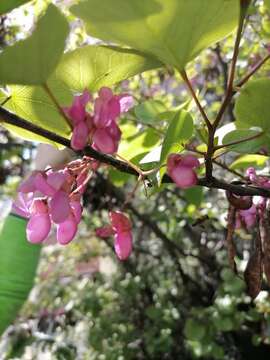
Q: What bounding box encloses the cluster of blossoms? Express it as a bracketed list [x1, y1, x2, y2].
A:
[12, 87, 135, 260]
[167, 153, 200, 189]
[13, 157, 97, 245]
[64, 87, 133, 154]
[233, 167, 270, 230]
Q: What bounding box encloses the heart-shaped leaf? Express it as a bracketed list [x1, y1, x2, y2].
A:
[71, 0, 239, 69]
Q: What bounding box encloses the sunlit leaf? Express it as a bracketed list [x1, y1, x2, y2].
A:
[222, 129, 265, 153]
[71, 0, 239, 69]
[55, 45, 162, 92]
[0, 4, 69, 85]
[230, 154, 268, 170]
[235, 78, 270, 131]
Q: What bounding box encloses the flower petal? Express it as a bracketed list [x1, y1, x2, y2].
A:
[56, 215, 77, 245]
[26, 213, 51, 244]
[114, 231, 132, 260]
[50, 190, 70, 224]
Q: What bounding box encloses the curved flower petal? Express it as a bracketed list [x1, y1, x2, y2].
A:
[26, 213, 51, 244]
[47, 171, 67, 191]
[34, 172, 55, 197]
[56, 215, 77, 245]
[50, 190, 70, 224]
[93, 128, 118, 154]
[110, 211, 131, 233]
[114, 231, 132, 260]
[18, 172, 37, 193]
[71, 122, 89, 151]
[170, 165, 197, 189]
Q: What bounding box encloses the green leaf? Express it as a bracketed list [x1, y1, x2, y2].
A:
[184, 187, 203, 207]
[235, 78, 270, 131]
[2, 84, 72, 145]
[55, 45, 162, 92]
[0, 0, 32, 15]
[184, 319, 206, 341]
[222, 129, 265, 153]
[265, 0, 270, 11]
[160, 110, 194, 165]
[118, 128, 160, 161]
[0, 4, 69, 85]
[0, 215, 41, 335]
[230, 154, 269, 170]
[71, 0, 239, 69]
[134, 100, 167, 124]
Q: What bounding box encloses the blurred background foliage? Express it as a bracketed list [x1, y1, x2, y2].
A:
[1, 0, 270, 359]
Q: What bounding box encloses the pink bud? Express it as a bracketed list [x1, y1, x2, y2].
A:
[56, 215, 77, 245]
[26, 213, 51, 244]
[114, 231, 132, 260]
[96, 225, 114, 238]
[50, 190, 70, 224]
[110, 211, 131, 233]
[71, 121, 89, 150]
[34, 172, 55, 196]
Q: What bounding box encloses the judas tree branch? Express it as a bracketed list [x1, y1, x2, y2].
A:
[1, 105, 270, 198]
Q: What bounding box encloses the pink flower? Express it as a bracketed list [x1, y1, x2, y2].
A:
[64, 87, 133, 154]
[167, 153, 200, 189]
[64, 90, 92, 125]
[95, 211, 133, 260]
[14, 157, 95, 246]
[110, 211, 133, 260]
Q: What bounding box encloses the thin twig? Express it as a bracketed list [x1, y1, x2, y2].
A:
[180, 70, 212, 130]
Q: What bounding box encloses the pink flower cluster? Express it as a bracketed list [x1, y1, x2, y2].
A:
[96, 211, 133, 261]
[13, 157, 97, 245]
[64, 87, 133, 153]
[167, 153, 200, 189]
[233, 168, 270, 230]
